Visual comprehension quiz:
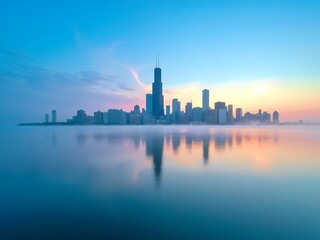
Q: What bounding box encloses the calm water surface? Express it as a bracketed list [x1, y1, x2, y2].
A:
[0, 125, 319, 240]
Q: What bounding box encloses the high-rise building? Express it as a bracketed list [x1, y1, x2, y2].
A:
[273, 111, 280, 124]
[227, 104, 233, 124]
[165, 105, 171, 124]
[52, 110, 57, 123]
[236, 108, 242, 122]
[172, 98, 180, 114]
[146, 94, 153, 114]
[172, 98, 181, 123]
[185, 102, 193, 122]
[214, 102, 226, 124]
[214, 101, 225, 110]
[166, 105, 170, 116]
[152, 65, 164, 119]
[45, 114, 49, 123]
[202, 89, 209, 111]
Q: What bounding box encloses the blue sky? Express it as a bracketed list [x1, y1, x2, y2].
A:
[0, 0, 320, 123]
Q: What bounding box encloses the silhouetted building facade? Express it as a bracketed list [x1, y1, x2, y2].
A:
[227, 104, 233, 124]
[185, 102, 193, 122]
[192, 107, 203, 123]
[236, 108, 242, 122]
[52, 110, 57, 123]
[152, 66, 164, 119]
[203, 109, 216, 124]
[202, 89, 209, 111]
[146, 94, 153, 114]
[172, 98, 181, 123]
[273, 111, 280, 124]
[94, 111, 104, 124]
[45, 114, 49, 123]
[215, 102, 227, 124]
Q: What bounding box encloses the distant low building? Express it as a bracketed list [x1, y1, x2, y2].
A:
[45, 114, 49, 123]
[107, 109, 126, 124]
[94, 111, 104, 124]
[52, 110, 57, 123]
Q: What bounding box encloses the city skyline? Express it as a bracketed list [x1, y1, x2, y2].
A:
[1, 1, 320, 124]
[35, 64, 283, 126]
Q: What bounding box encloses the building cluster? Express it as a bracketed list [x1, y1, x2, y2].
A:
[44, 65, 280, 125]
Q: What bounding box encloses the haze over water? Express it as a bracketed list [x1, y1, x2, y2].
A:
[1, 125, 320, 239]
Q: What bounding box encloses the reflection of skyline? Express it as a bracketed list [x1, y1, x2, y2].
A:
[73, 128, 285, 185]
[145, 133, 164, 186]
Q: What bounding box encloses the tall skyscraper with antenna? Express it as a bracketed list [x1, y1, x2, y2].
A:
[152, 59, 164, 119]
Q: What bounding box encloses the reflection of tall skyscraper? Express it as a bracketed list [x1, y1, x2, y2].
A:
[202, 134, 210, 164]
[52, 110, 57, 123]
[145, 133, 164, 186]
[202, 89, 209, 111]
[152, 65, 164, 119]
[146, 94, 153, 114]
[172, 134, 181, 152]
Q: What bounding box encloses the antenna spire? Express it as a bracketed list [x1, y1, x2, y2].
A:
[155, 55, 160, 68]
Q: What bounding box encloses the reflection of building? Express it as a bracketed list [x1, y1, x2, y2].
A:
[214, 132, 227, 150]
[145, 133, 164, 186]
[202, 134, 210, 164]
[172, 134, 181, 152]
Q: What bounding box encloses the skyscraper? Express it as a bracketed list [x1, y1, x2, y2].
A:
[166, 105, 170, 116]
[214, 102, 226, 124]
[236, 108, 242, 122]
[202, 89, 209, 111]
[172, 98, 181, 123]
[172, 99, 181, 114]
[146, 93, 153, 114]
[227, 104, 233, 124]
[185, 102, 192, 122]
[52, 110, 57, 123]
[273, 111, 280, 124]
[152, 64, 164, 119]
[45, 114, 49, 123]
